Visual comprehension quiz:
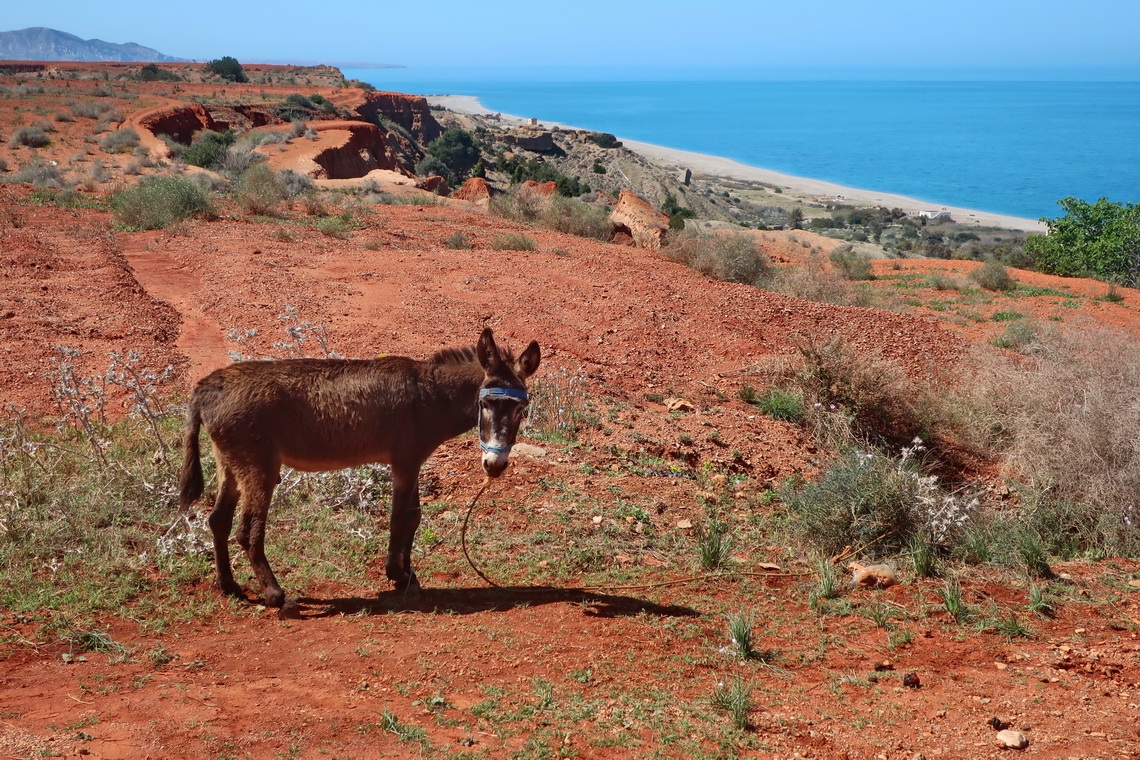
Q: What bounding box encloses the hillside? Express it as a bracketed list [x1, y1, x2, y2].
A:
[1, 63, 1138, 760]
[0, 27, 183, 62]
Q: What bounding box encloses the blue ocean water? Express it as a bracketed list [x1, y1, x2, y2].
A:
[343, 68, 1140, 221]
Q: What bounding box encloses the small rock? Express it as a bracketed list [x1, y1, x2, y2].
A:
[996, 729, 1030, 749]
[665, 397, 694, 412]
[903, 673, 920, 688]
[676, 519, 693, 530]
[988, 717, 1011, 731]
[995, 662, 1008, 670]
[1127, 579, 1140, 588]
[874, 661, 894, 672]
[849, 562, 898, 588]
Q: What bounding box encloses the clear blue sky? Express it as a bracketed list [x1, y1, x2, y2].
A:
[8, 1, 1140, 77]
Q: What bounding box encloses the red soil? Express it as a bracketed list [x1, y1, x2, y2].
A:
[1, 68, 1138, 760]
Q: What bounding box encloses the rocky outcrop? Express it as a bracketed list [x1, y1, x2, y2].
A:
[500, 128, 557, 153]
[453, 177, 493, 207]
[609, 190, 669, 249]
[125, 103, 218, 159]
[415, 175, 448, 195]
[259, 121, 409, 180]
[522, 180, 558, 196]
[339, 90, 444, 145]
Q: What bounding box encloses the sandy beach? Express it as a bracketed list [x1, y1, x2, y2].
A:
[429, 94, 1046, 234]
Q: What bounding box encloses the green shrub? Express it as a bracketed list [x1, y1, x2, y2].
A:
[1026, 197, 1140, 286]
[753, 388, 805, 423]
[204, 56, 247, 83]
[137, 64, 180, 82]
[781, 448, 925, 557]
[414, 154, 453, 185]
[99, 128, 139, 153]
[8, 126, 50, 148]
[488, 232, 536, 251]
[425, 127, 480, 181]
[970, 258, 1016, 291]
[110, 175, 213, 229]
[444, 232, 472, 250]
[179, 129, 236, 171]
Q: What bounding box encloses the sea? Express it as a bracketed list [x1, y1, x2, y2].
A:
[341, 67, 1140, 222]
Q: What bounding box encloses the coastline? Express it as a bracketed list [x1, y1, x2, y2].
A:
[428, 94, 1046, 234]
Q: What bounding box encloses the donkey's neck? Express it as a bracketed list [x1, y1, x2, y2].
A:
[426, 356, 485, 440]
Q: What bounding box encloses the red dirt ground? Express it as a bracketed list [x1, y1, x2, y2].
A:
[2, 70, 1139, 760]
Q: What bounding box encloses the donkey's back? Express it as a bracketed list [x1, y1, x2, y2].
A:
[187, 357, 429, 471]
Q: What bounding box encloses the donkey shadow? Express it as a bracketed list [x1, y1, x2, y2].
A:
[289, 586, 700, 620]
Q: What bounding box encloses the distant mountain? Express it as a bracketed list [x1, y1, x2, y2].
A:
[0, 27, 184, 62]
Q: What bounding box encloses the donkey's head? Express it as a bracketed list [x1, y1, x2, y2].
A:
[476, 328, 541, 478]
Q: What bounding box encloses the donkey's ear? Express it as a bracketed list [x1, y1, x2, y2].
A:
[476, 328, 502, 372]
[515, 340, 541, 380]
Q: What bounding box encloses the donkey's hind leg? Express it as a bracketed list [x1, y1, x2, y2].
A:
[206, 462, 243, 598]
[235, 467, 287, 608]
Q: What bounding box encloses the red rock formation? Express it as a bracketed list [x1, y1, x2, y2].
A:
[124, 103, 218, 160]
[522, 180, 558, 196]
[260, 121, 410, 179]
[415, 175, 448, 195]
[338, 90, 444, 145]
[609, 190, 669, 249]
[453, 177, 492, 204]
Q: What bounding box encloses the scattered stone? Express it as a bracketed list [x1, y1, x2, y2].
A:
[665, 397, 695, 412]
[995, 729, 1030, 749]
[988, 717, 1011, 731]
[902, 673, 921, 688]
[849, 562, 898, 589]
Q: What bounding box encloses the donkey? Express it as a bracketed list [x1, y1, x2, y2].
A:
[178, 328, 540, 609]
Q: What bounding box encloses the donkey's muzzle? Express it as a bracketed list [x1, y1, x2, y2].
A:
[482, 451, 511, 478]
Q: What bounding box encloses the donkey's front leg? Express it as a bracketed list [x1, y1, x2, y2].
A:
[386, 465, 422, 596]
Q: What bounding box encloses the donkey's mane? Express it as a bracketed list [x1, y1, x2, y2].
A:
[429, 343, 515, 367]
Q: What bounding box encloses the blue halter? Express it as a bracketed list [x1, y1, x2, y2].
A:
[478, 387, 529, 454]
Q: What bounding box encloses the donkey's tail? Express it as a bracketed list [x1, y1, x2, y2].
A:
[178, 391, 205, 511]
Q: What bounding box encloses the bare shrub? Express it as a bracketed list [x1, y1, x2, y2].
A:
[766, 335, 945, 450]
[234, 163, 285, 215]
[969, 332, 1140, 555]
[766, 257, 855, 305]
[8, 126, 50, 149]
[10, 160, 67, 188]
[99, 128, 140, 153]
[538, 195, 612, 240]
[489, 185, 544, 224]
[664, 229, 771, 285]
[970, 259, 1016, 291]
[829, 245, 875, 280]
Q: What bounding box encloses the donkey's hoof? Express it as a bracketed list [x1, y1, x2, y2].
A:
[217, 578, 244, 598]
[264, 587, 286, 608]
[396, 572, 421, 599]
[277, 599, 303, 620]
